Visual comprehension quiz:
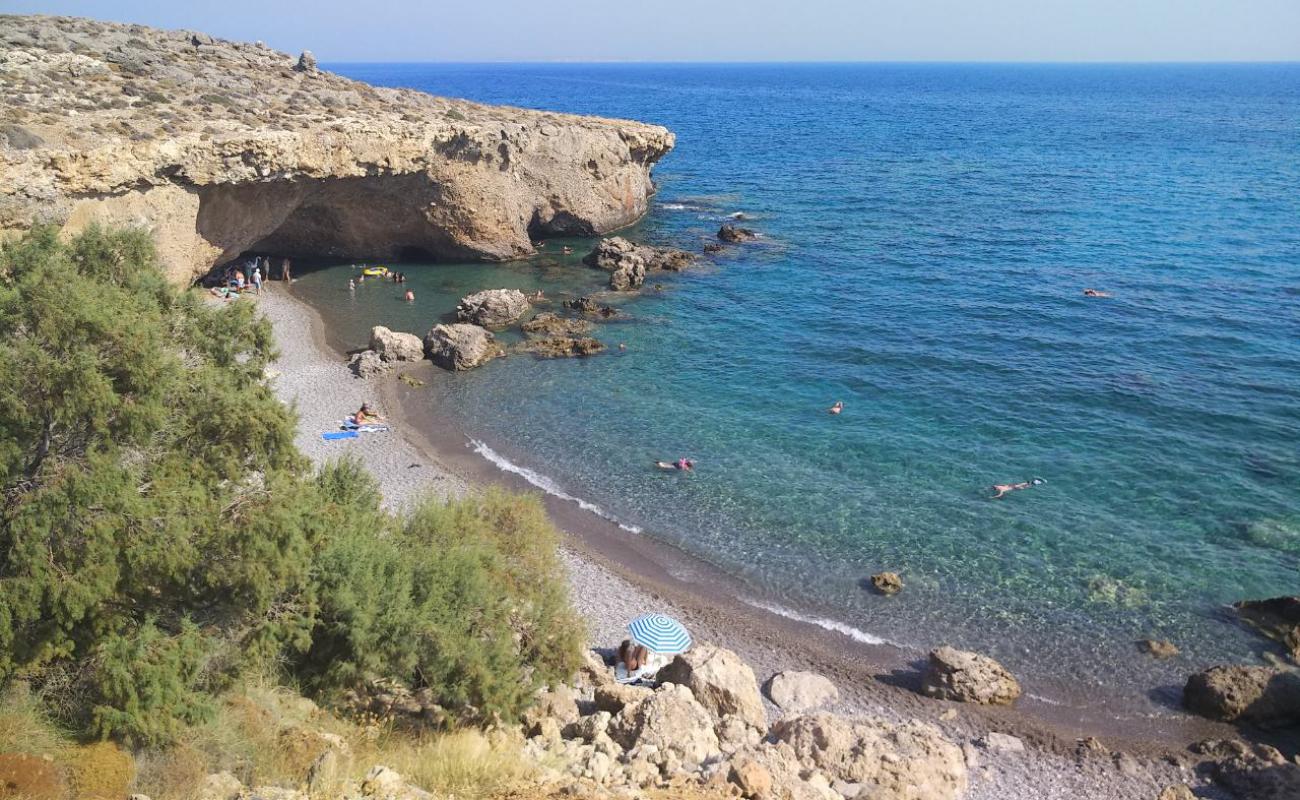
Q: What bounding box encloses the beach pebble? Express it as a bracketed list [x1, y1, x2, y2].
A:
[1137, 639, 1179, 659]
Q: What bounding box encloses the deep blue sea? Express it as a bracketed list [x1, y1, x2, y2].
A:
[299, 63, 1300, 708]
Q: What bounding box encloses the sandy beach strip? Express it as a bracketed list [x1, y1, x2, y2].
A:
[253, 284, 1212, 800]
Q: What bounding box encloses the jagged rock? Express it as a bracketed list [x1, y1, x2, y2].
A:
[349, 349, 391, 378]
[729, 757, 773, 799]
[1234, 596, 1300, 663]
[595, 682, 653, 715]
[980, 732, 1025, 753]
[772, 714, 968, 800]
[1138, 639, 1180, 660]
[0, 16, 674, 285]
[456, 289, 530, 328]
[524, 685, 580, 735]
[1183, 665, 1300, 725]
[306, 748, 345, 796]
[610, 260, 647, 291]
[564, 710, 612, 743]
[870, 572, 904, 596]
[767, 671, 840, 714]
[920, 646, 1021, 706]
[520, 336, 605, 358]
[575, 649, 615, 691]
[563, 296, 620, 318]
[703, 242, 725, 253]
[294, 50, 317, 73]
[718, 224, 757, 243]
[197, 772, 243, 800]
[1196, 739, 1300, 800]
[657, 644, 767, 730]
[1156, 785, 1195, 800]
[729, 743, 840, 800]
[584, 237, 694, 291]
[370, 325, 423, 362]
[716, 713, 765, 756]
[521, 312, 593, 337]
[609, 683, 720, 764]
[424, 323, 503, 371]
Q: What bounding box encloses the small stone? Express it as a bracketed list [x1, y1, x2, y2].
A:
[869, 571, 904, 596]
[980, 732, 1025, 753]
[728, 758, 772, 798]
[831, 779, 862, 799]
[1138, 639, 1180, 659]
[1156, 785, 1196, 800]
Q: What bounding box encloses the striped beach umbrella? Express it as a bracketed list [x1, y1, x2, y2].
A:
[627, 613, 692, 655]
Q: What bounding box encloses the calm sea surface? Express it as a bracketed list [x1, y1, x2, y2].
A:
[293, 63, 1300, 709]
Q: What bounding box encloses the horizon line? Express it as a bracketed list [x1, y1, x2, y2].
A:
[321, 58, 1300, 66]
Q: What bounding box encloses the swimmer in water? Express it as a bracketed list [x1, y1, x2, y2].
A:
[655, 458, 694, 471]
[990, 478, 1045, 499]
[348, 279, 355, 291]
[404, 290, 415, 302]
[1083, 288, 1111, 298]
[829, 401, 844, 415]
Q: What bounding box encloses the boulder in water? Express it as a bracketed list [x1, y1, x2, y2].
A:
[423, 323, 503, 371]
[1137, 639, 1180, 660]
[718, 223, 757, 242]
[455, 289, 530, 328]
[519, 336, 605, 358]
[920, 646, 1021, 706]
[869, 571, 904, 596]
[1234, 596, 1300, 664]
[1183, 664, 1300, 725]
[520, 312, 593, 337]
[563, 296, 619, 318]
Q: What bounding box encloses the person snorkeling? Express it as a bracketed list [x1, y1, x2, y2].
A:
[655, 458, 695, 471]
[990, 477, 1045, 499]
[829, 400, 844, 415]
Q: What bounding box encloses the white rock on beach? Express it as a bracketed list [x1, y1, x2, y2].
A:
[370, 325, 423, 362]
[768, 670, 840, 714]
[772, 713, 968, 800]
[656, 643, 768, 730]
[920, 645, 1022, 706]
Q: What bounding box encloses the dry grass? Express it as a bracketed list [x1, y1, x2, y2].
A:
[0, 685, 70, 760]
[352, 728, 535, 800]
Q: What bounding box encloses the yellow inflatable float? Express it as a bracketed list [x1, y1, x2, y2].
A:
[361, 266, 388, 277]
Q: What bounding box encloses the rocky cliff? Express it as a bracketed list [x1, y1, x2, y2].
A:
[0, 15, 674, 284]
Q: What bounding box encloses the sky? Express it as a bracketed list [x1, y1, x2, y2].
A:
[4, 0, 1299, 62]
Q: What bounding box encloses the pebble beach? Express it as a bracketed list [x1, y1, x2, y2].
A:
[254, 285, 1217, 800]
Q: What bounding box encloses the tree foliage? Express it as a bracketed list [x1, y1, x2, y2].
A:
[0, 227, 581, 744]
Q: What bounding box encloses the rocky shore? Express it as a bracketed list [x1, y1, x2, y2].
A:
[0, 15, 674, 284]
[251, 284, 1291, 799]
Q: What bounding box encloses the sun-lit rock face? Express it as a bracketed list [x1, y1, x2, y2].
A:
[0, 15, 674, 284]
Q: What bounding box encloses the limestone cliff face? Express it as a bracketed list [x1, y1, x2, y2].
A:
[0, 16, 674, 284]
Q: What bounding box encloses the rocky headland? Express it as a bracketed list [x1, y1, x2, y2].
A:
[0, 15, 674, 284]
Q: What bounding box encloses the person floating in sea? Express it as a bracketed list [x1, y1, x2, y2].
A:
[354, 402, 385, 426]
[404, 290, 415, 302]
[655, 458, 694, 471]
[348, 278, 355, 291]
[990, 477, 1045, 499]
[562, 246, 574, 255]
[530, 289, 545, 301]
[829, 401, 844, 415]
[618, 343, 627, 351]
[1083, 288, 1111, 298]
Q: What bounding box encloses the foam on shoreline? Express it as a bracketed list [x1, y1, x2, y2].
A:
[469, 437, 644, 534]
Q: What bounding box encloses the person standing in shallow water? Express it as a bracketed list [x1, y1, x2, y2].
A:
[281, 257, 292, 282]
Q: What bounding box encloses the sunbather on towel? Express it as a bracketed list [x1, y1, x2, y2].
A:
[354, 402, 385, 425]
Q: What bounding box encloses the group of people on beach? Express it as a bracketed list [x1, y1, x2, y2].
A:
[209, 255, 292, 300]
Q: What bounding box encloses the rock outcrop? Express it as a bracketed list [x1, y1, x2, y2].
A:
[766, 671, 840, 714]
[521, 312, 594, 337]
[656, 644, 768, 731]
[520, 336, 605, 359]
[369, 326, 423, 362]
[609, 682, 721, 765]
[564, 296, 620, 318]
[1183, 665, 1300, 725]
[870, 572, 904, 596]
[772, 713, 968, 800]
[0, 16, 674, 285]
[583, 236, 694, 291]
[455, 289, 530, 328]
[424, 323, 503, 371]
[1234, 596, 1300, 664]
[718, 224, 757, 243]
[920, 646, 1021, 706]
[1194, 739, 1300, 800]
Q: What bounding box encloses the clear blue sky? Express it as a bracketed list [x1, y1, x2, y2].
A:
[5, 0, 1299, 62]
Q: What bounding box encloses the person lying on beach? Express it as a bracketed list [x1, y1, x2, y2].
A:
[354, 403, 385, 425]
[829, 401, 844, 415]
[655, 458, 694, 471]
[1083, 288, 1111, 297]
[618, 639, 650, 672]
[990, 478, 1044, 499]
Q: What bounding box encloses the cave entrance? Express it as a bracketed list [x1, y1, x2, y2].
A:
[396, 245, 435, 262]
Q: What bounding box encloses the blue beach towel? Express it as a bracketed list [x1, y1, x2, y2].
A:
[321, 430, 359, 441]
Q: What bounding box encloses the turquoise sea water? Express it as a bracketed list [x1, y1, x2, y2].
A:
[293, 64, 1300, 708]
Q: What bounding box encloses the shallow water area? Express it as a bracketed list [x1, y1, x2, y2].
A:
[292, 62, 1300, 717]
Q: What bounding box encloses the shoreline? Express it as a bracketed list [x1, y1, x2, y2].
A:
[255, 284, 1225, 799]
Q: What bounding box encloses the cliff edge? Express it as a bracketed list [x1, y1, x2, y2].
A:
[0, 15, 675, 283]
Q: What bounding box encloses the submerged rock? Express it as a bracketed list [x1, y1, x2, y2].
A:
[424, 323, 503, 371]
[584, 236, 695, 292]
[563, 296, 620, 318]
[1137, 639, 1180, 660]
[1234, 596, 1300, 664]
[767, 671, 840, 714]
[1183, 664, 1300, 725]
[920, 646, 1021, 706]
[520, 336, 605, 358]
[718, 224, 758, 243]
[521, 312, 593, 337]
[455, 289, 530, 328]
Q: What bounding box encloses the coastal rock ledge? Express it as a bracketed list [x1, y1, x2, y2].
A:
[0, 15, 675, 284]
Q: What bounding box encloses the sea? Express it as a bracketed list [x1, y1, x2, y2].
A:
[291, 63, 1300, 712]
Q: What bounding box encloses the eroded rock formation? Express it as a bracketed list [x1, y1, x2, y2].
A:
[0, 16, 674, 284]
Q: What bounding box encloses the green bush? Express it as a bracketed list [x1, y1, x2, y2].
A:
[0, 227, 582, 744]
